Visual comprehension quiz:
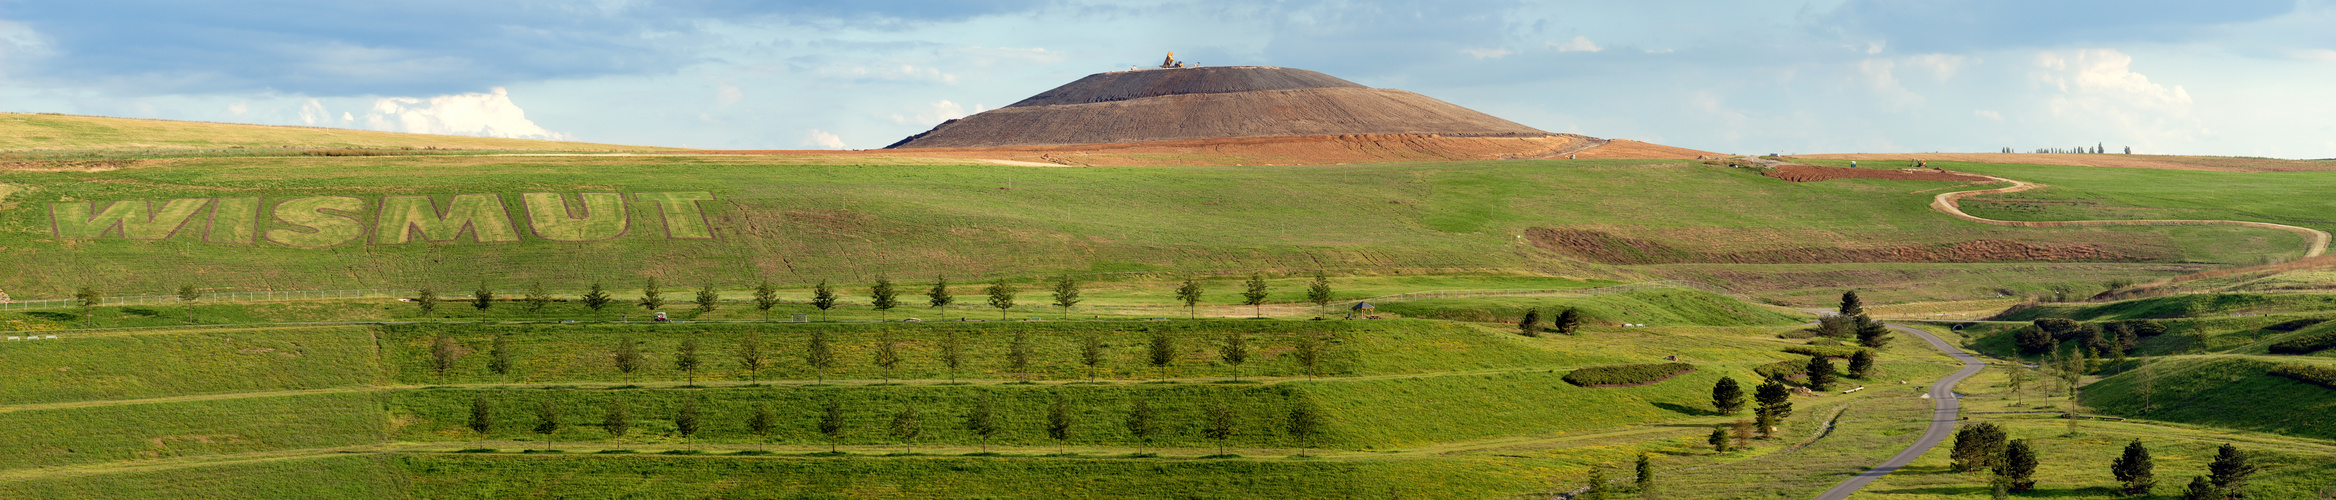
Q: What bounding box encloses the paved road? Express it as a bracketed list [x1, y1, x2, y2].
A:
[1812, 323, 1986, 500]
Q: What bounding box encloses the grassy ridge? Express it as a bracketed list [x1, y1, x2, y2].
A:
[0, 326, 378, 404]
[0, 392, 386, 470]
[1992, 293, 2336, 321]
[1370, 288, 1803, 326]
[2082, 357, 2336, 439]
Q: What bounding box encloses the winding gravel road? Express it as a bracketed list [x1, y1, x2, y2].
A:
[1812, 324, 1986, 500]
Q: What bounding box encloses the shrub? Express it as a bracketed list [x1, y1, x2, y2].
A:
[2269, 364, 2336, 390]
[2268, 331, 2336, 355]
[1753, 359, 1805, 380]
[1783, 345, 1870, 358]
[1562, 363, 1694, 387]
[2262, 319, 2326, 333]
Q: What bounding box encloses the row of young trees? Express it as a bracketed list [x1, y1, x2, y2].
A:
[432, 328, 1336, 383]
[1952, 423, 2257, 498]
[1704, 375, 1796, 450]
[410, 272, 1343, 320]
[461, 393, 1330, 455]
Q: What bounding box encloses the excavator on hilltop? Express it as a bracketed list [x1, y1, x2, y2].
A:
[1160, 52, 1185, 68]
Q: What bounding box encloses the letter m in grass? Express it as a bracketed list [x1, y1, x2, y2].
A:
[51, 199, 212, 240]
[372, 194, 521, 244]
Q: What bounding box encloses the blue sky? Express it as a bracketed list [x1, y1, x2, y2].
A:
[3, 0, 2333, 157]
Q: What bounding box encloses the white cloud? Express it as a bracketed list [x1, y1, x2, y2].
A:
[1548, 36, 1601, 53]
[1461, 48, 1512, 59]
[2034, 49, 2192, 111]
[226, 100, 249, 116]
[298, 98, 328, 125]
[803, 129, 847, 149]
[362, 87, 569, 140]
[890, 100, 969, 126]
[2297, 49, 2336, 62]
[1857, 58, 1923, 108]
[1974, 109, 2003, 121]
[0, 18, 54, 78]
[716, 85, 743, 107]
[1906, 54, 1969, 80]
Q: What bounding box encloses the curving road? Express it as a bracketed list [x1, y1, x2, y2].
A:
[1813, 324, 1986, 500]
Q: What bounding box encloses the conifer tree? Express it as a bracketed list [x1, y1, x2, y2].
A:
[1079, 333, 1106, 381]
[489, 335, 514, 378]
[431, 336, 461, 380]
[525, 282, 552, 316]
[2111, 439, 2156, 495]
[1838, 290, 1864, 317]
[417, 287, 439, 316]
[694, 283, 719, 314]
[177, 284, 201, 322]
[1582, 467, 1611, 500]
[613, 336, 643, 380]
[870, 276, 899, 320]
[1848, 350, 1875, 379]
[1050, 276, 1081, 319]
[753, 280, 779, 318]
[810, 280, 838, 321]
[940, 330, 965, 382]
[471, 283, 495, 313]
[1707, 424, 1731, 452]
[985, 279, 1016, 320]
[927, 276, 953, 309]
[1307, 272, 1333, 314]
[1711, 376, 1745, 415]
[1807, 356, 1838, 391]
[1241, 273, 1270, 317]
[1008, 330, 1033, 380]
[582, 283, 612, 318]
[2181, 476, 2216, 500]
[873, 331, 901, 383]
[1636, 453, 1655, 497]
[1856, 316, 1894, 349]
[2207, 443, 2255, 496]
[637, 278, 663, 311]
[675, 398, 702, 449]
[1994, 439, 2038, 492]
[1147, 331, 1176, 378]
[1518, 308, 1542, 337]
[1554, 307, 1584, 335]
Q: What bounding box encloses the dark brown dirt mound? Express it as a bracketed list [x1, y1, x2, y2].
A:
[893, 87, 1550, 149]
[687, 134, 1598, 166]
[1524, 227, 2154, 265]
[1764, 164, 1991, 182]
[1005, 66, 1366, 107]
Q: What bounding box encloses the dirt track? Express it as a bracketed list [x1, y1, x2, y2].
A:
[1930, 173, 2330, 258]
[1794, 153, 2336, 173]
[1762, 164, 1992, 182]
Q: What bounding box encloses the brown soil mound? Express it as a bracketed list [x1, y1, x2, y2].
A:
[1569, 139, 1722, 159]
[1524, 227, 2155, 265]
[1005, 66, 1366, 107]
[1764, 164, 1992, 182]
[1793, 153, 2336, 173]
[680, 133, 1600, 167]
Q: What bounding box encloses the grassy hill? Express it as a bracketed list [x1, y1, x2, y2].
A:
[0, 113, 671, 152]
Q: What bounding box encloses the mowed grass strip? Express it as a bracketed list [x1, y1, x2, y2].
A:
[1369, 288, 1805, 327]
[0, 326, 378, 405]
[0, 391, 387, 470]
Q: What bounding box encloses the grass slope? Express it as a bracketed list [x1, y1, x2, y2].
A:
[2081, 356, 2336, 440]
[0, 326, 379, 404]
[0, 113, 668, 152]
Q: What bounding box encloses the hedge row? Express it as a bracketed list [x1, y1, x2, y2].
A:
[1562, 363, 1694, 387]
[1783, 346, 1870, 358]
[2270, 364, 2336, 390]
[2268, 330, 2336, 355]
[1754, 359, 1805, 380]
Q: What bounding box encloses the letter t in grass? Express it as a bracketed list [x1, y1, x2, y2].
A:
[633, 192, 716, 239]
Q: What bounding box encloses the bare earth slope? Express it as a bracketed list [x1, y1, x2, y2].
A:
[894, 87, 1551, 148]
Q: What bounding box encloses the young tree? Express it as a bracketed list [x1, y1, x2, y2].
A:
[675, 336, 702, 384]
[873, 331, 901, 383]
[806, 330, 836, 383]
[2182, 476, 2217, 500]
[1203, 401, 1236, 455]
[1050, 276, 1081, 319]
[431, 336, 461, 380]
[889, 405, 922, 451]
[1636, 453, 1656, 497]
[810, 280, 838, 321]
[2007, 365, 2031, 406]
[1754, 410, 1780, 440]
[1288, 398, 1324, 456]
[1241, 273, 1270, 317]
[613, 336, 643, 380]
[1220, 331, 1249, 381]
[1855, 317, 1894, 349]
[469, 396, 494, 435]
[602, 399, 631, 439]
[471, 283, 494, 313]
[1707, 424, 1731, 452]
[748, 404, 777, 450]
[675, 398, 702, 449]
[416, 287, 439, 316]
[1754, 380, 1792, 438]
[1848, 350, 1876, 379]
[525, 282, 552, 316]
[1175, 278, 1204, 319]
[1730, 419, 1754, 449]
[736, 331, 766, 382]
[1125, 399, 1157, 454]
[1007, 330, 1034, 380]
[1147, 331, 1176, 378]
[1582, 467, 1611, 500]
[816, 398, 843, 453]
[1994, 439, 2038, 492]
[1554, 308, 1584, 335]
[2111, 439, 2156, 495]
[534, 398, 563, 444]
[75, 286, 100, 326]
[1951, 422, 2008, 472]
[870, 276, 900, 320]
[1291, 331, 1326, 379]
[1518, 308, 1543, 337]
[941, 331, 965, 383]
[582, 283, 612, 318]
[177, 284, 201, 322]
[1816, 314, 1857, 338]
[1079, 333, 1106, 381]
[1806, 356, 1838, 391]
[2208, 443, 2256, 496]
[1711, 376, 1745, 415]
[1838, 290, 1864, 317]
[753, 280, 780, 319]
[1306, 272, 1333, 314]
[927, 275, 954, 310]
[489, 335, 514, 378]
[1046, 393, 1074, 452]
[637, 278, 664, 311]
[965, 394, 999, 452]
[694, 283, 719, 315]
[985, 279, 1016, 320]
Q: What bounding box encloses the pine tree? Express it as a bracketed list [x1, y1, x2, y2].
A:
[613, 336, 643, 380]
[2207, 443, 2255, 496]
[525, 282, 552, 316]
[1175, 278, 1204, 319]
[873, 331, 901, 383]
[1951, 422, 2008, 472]
[1838, 290, 1864, 317]
[675, 336, 701, 384]
[1126, 399, 1157, 454]
[1636, 453, 1655, 496]
[1518, 308, 1543, 337]
[1046, 393, 1074, 452]
[1707, 424, 1731, 452]
[1241, 273, 1270, 317]
[2111, 439, 2156, 495]
[675, 398, 702, 449]
[602, 399, 630, 439]
[1848, 350, 1875, 379]
[985, 279, 1016, 319]
[1806, 356, 1838, 391]
[941, 330, 965, 382]
[1712, 376, 1745, 415]
[870, 276, 900, 320]
[1079, 333, 1105, 381]
[694, 283, 719, 314]
[1755, 380, 1792, 418]
[1050, 276, 1081, 319]
[1754, 409, 1779, 440]
[965, 394, 999, 452]
[1288, 398, 1324, 456]
[889, 406, 922, 451]
[927, 275, 953, 309]
[1554, 308, 1584, 335]
[1855, 316, 1894, 348]
[816, 398, 843, 453]
[489, 335, 514, 378]
[2181, 476, 2216, 500]
[736, 331, 766, 382]
[1203, 401, 1236, 455]
[416, 287, 439, 316]
[1147, 331, 1176, 378]
[1994, 439, 2038, 492]
[753, 280, 779, 318]
[582, 283, 612, 318]
[1582, 467, 1611, 500]
[637, 278, 663, 311]
[1007, 330, 1033, 380]
[806, 330, 835, 383]
[469, 396, 494, 435]
[1220, 331, 1248, 381]
[1306, 272, 1333, 314]
[810, 280, 838, 321]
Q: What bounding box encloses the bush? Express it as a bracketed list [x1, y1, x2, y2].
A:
[1562, 363, 1694, 387]
[2269, 364, 2336, 390]
[1754, 359, 1806, 380]
[2263, 319, 2328, 332]
[1783, 345, 1870, 358]
[2268, 331, 2336, 355]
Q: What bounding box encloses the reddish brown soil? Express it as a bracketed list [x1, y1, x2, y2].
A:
[1569, 139, 1724, 159]
[1523, 227, 2156, 265]
[676, 133, 1713, 166]
[1793, 153, 2336, 173]
[1763, 164, 1993, 182]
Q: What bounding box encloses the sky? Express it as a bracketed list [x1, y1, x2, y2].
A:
[2, 0, 2333, 158]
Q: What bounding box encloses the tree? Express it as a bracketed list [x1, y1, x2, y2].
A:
[753, 280, 779, 318]
[675, 398, 702, 449]
[1307, 272, 1333, 314]
[1838, 290, 1864, 317]
[1754, 380, 1792, 439]
[469, 396, 494, 435]
[806, 330, 835, 383]
[1582, 467, 1611, 500]
[1817, 314, 1857, 338]
[582, 283, 612, 318]
[927, 276, 953, 309]
[1855, 317, 1893, 349]
[1806, 356, 1838, 391]
[524, 282, 552, 316]
[985, 279, 1016, 319]
[471, 283, 495, 313]
[736, 331, 766, 382]
[1636, 453, 1656, 496]
[870, 276, 900, 320]
[748, 404, 777, 450]
[1289, 398, 1324, 456]
[1008, 330, 1034, 380]
[1754, 410, 1780, 440]
[1126, 399, 1157, 454]
[1994, 439, 2038, 492]
[1707, 424, 1731, 452]
[1518, 308, 1543, 337]
[941, 331, 965, 382]
[1241, 273, 1270, 317]
[2207, 443, 2255, 496]
[177, 284, 201, 322]
[1291, 331, 1326, 379]
[489, 335, 514, 378]
[1175, 278, 1204, 319]
[534, 397, 563, 443]
[602, 399, 630, 439]
[873, 331, 901, 383]
[965, 394, 999, 452]
[1079, 334, 1106, 381]
[2015, 325, 2058, 354]
[1147, 331, 1176, 378]
[1554, 307, 1584, 335]
[1951, 422, 2008, 472]
[816, 398, 843, 453]
[810, 280, 838, 321]
[889, 406, 922, 451]
[675, 336, 702, 384]
[613, 336, 643, 380]
[1848, 350, 1875, 379]
[2182, 476, 2217, 500]
[1730, 419, 1754, 449]
[637, 278, 663, 311]
[1203, 401, 1236, 455]
[1046, 393, 1074, 452]
[1050, 276, 1081, 319]
[75, 286, 100, 326]
[1712, 376, 1745, 415]
[2112, 439, 2156, 495]
[694, 283, 719, 315]
[2007, 365, 2031, 405]
[431, 336, 461, 380]
[416, 288, 439, 316]
[1220, 331, 1249, 381]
